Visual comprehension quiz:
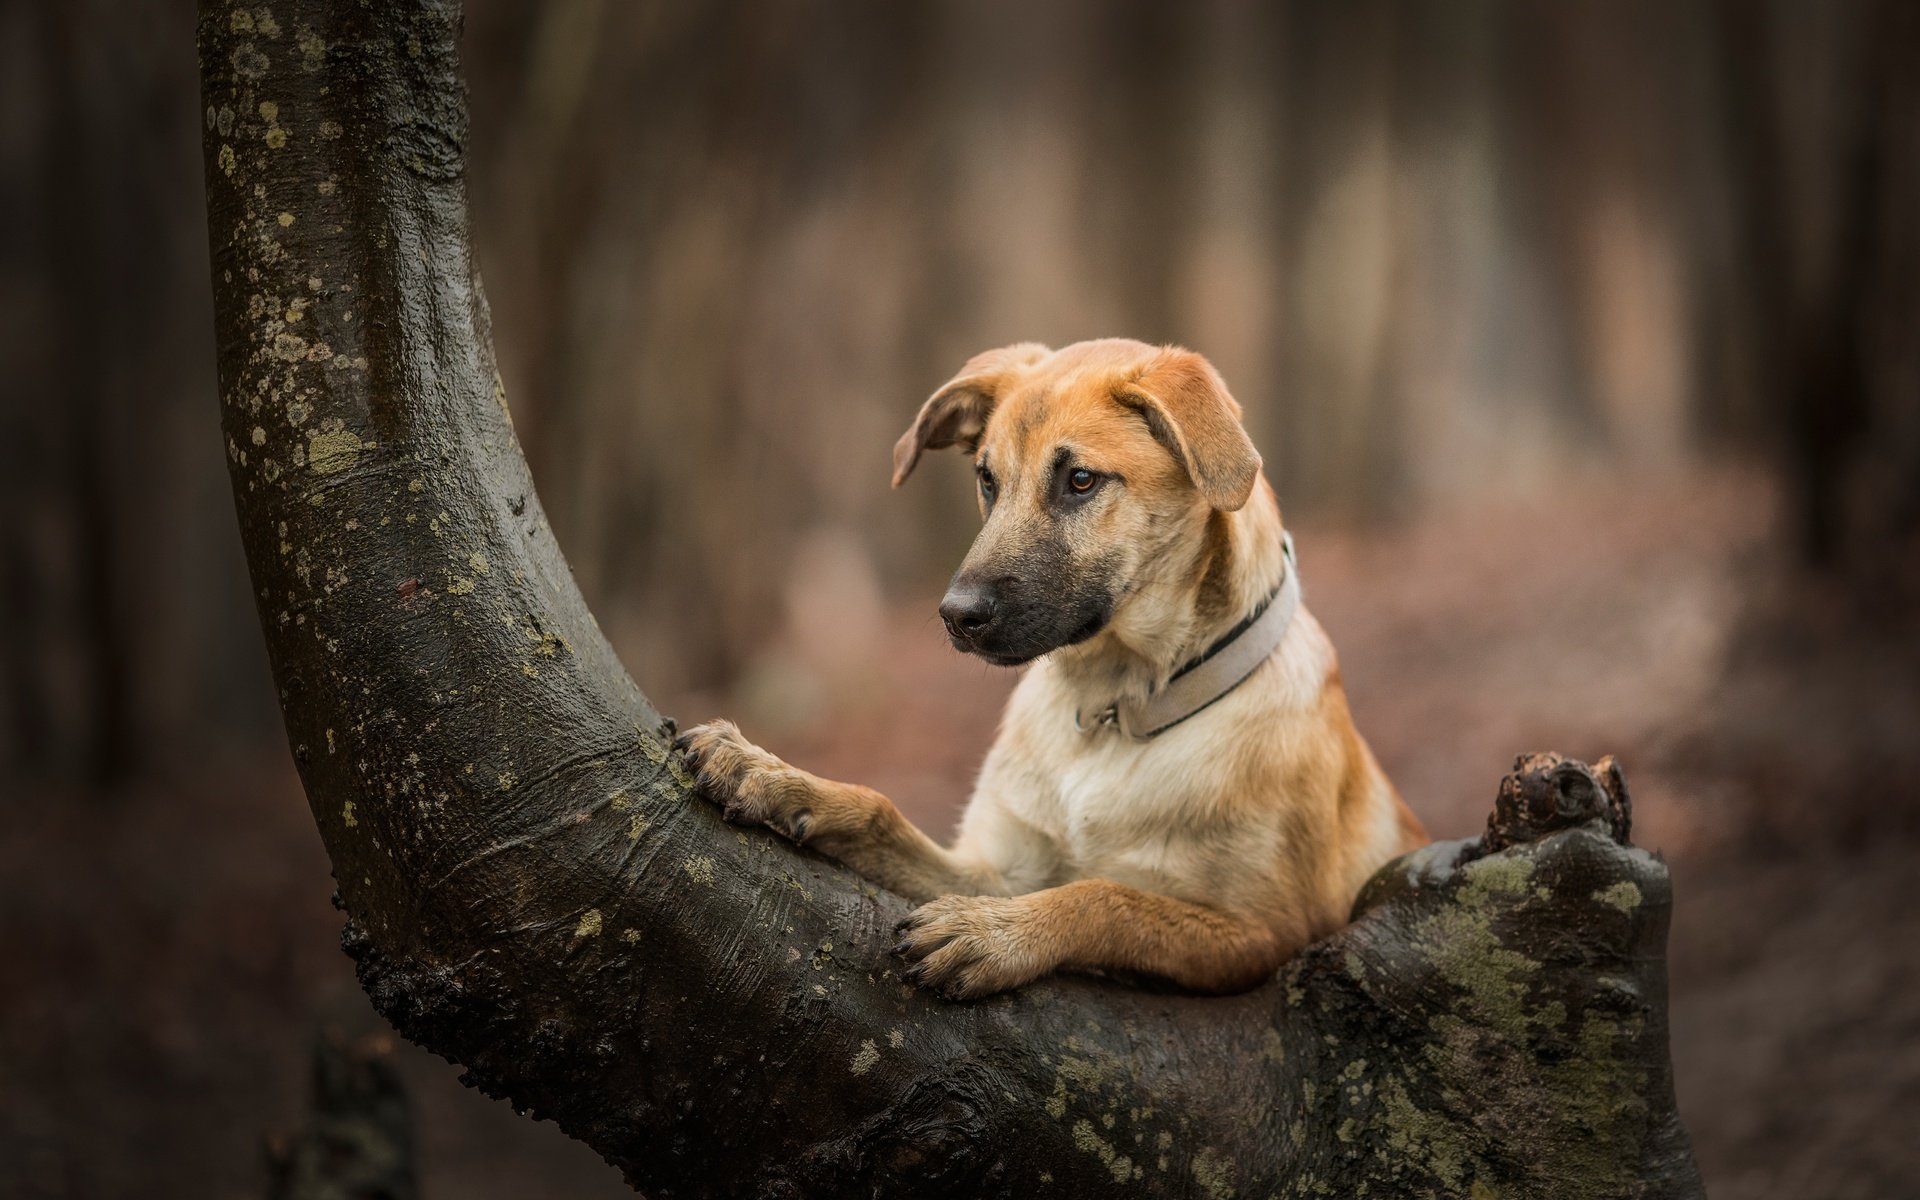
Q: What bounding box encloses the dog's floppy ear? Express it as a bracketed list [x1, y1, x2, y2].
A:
[1116, 348, 1262, 511]
[891, 342, 1050, 487]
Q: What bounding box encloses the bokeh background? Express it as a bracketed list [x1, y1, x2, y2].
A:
[4, 1, 1919, 1197]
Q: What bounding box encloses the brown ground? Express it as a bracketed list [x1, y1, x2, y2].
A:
[3, 466, 1915, 1198]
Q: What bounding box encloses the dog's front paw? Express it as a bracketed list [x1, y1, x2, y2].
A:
[672, 720, 814, 843]
[894, 896, 1051, 1000]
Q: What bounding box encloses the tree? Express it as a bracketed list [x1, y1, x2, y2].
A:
[197, 2, 1702, 1195]
[1715, 0, 1920, 585]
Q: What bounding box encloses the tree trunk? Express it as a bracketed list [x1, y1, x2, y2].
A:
[196, 2, 1702, 1195]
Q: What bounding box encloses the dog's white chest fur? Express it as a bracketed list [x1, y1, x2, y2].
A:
[960, 613, 1337, 904]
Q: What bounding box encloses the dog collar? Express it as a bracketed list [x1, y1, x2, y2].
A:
[1077, 531, 1300, 740]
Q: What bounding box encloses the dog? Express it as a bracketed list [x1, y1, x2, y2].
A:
[677, 338, 1426, 998]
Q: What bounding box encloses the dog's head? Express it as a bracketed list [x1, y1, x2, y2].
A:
[892, 338, 1262, 666]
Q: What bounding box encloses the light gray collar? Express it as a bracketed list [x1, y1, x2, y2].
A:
[1077, 532, 1300, 740]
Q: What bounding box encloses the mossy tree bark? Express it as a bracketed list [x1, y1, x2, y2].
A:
[197, 2, 1703, 1195]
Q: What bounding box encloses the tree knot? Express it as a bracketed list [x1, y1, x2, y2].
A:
[1485, 752, 1632, 850]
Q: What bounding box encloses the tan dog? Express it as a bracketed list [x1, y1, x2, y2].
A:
[678, 339, 1426, 998]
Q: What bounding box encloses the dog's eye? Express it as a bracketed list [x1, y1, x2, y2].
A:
[977, 466, 996, 502]
[1067, 468, 1098, 494]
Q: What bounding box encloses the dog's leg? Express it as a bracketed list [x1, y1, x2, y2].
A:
[675, 720, 1004, 902]
[895, 879, 1291, 999]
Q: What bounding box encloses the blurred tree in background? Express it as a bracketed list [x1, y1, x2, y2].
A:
[3, 0, 1914, 775]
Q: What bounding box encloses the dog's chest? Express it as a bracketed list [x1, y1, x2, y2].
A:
[1008, 722, 1239, 885]
[978, 653, 1313, 893]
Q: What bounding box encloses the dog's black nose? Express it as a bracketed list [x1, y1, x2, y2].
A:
[939, 584, 997, 641]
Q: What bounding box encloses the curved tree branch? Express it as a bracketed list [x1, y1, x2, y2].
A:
[196, 2, 1703, 1195]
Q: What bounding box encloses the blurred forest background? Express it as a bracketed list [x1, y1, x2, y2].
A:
[3, 1, 1918, 1198]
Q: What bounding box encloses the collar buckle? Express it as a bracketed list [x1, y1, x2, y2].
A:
[1074, 704, 1120, 734]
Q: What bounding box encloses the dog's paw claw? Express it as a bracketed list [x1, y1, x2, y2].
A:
[893, 897, 1044, 999]
[675, 720, 822, 845]
[678, 718, 769, 806]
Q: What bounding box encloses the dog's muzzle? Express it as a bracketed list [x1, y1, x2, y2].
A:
[937, 573, 1112, 666]
[939, 580, 998, 644]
